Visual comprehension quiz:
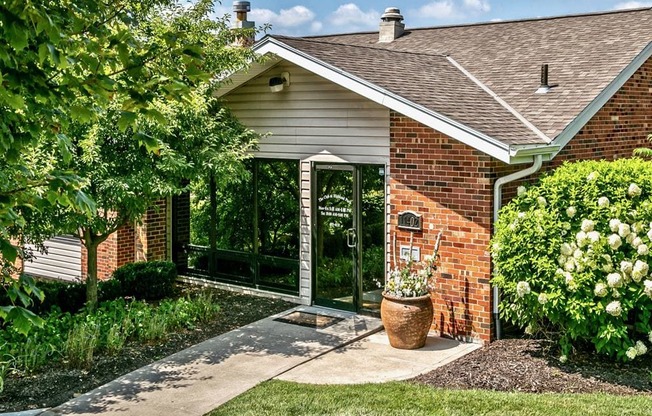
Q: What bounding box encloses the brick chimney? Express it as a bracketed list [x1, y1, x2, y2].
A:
[378, 7, 404, 43]
[232, 1, 255, 46]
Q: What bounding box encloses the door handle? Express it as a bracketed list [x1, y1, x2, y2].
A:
[346, 228, 357, 248]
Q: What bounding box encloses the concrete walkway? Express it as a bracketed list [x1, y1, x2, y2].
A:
[277, 330, 480, 384]
[8, 306, 481, 416]
[39, 306, 382, 416]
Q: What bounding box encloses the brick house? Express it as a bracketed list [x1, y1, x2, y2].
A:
[26, 6, 652, 344]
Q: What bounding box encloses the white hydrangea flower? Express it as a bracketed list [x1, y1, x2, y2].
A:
[632, 236, 643, 248]
[516, 281, 531, 298]
[644, 280, 652, 298]
[566, 206, 577, 218]
[605, 300, 622, 317]
[517, 185, 526, 196]
[626, 233, 638, 245]
[576, 231, 589, 247]
[618, 223, 631, 238]
[648, 331, 652, 344]
[636, 340, 648, 356]
[626, 347, 638, 360]
[518, 212, 526, 219]
[598, 197, 610, 208]
[558, 255, 567, 267]
[492, 243, 501, 253]
[607, 272, 623, 288]
[587, 231, 600, 243]
[633, 222, 645, 234]
[639, 244, 650, 256]
[608, 234, 622, 250]
[621, 261, 633, 275]
[564, 272, 574, 286]
[537, 196, 547, 207]
[564, 259, 575, 272]
[609, 219, 622, 232]
[559, 355, 568, 364]
[560, 243, 573, 256]
[628, 183, 642, 197]
[573, 249, 583, 260]
[581, 219, 594, 233]
[647, 228, 652, 242]
[538, 293, 548, 304]
[632, 260, 649, 283]
[594, 282, 608, 297]
[587, 171, 598, 181]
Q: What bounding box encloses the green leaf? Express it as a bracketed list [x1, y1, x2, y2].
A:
[0, 239, 18, 263]
[5, 306, 45, 336]
[117, 111, 138, 131]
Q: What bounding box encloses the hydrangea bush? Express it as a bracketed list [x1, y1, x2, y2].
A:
[491, 158, 652, 361]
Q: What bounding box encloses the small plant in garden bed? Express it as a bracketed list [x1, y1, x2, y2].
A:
[492, 158, 652, 362]
[0, 292, 221, 383]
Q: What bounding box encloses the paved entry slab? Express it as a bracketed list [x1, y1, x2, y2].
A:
[40, 306, 382, 416]
[277, 330, 481, 384]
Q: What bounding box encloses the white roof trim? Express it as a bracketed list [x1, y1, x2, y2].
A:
[447, 56, 553, 144]
[217, 36, 560, 164]
[552, 41, 652, 154]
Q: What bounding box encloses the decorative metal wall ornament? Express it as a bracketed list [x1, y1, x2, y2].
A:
[397, 210, 422, 231]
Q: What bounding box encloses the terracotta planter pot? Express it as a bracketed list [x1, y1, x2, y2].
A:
[380, 293, 434, 349]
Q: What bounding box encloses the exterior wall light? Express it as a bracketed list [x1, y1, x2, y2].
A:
[269, 72, 290, 93]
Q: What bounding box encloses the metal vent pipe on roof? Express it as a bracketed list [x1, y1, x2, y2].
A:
[536, 64, 550, 94]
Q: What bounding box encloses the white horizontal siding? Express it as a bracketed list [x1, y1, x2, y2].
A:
[223, 62, 390, 164]
[24, 236, 82, 282]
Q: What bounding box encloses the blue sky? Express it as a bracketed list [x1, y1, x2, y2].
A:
[212, 0, 652, 36]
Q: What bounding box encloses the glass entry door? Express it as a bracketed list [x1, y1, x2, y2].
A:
[313, 163, 385, 312]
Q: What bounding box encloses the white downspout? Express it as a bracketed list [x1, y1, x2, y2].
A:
[492, 154, 543, 340]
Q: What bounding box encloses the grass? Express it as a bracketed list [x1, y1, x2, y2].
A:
[208, 380, 652, 416]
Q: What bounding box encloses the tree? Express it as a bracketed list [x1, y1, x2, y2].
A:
[1, 0, 258, 329]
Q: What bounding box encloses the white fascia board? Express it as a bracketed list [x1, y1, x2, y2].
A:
[552, 41, 652, 154]
[255, 38, 517, 164]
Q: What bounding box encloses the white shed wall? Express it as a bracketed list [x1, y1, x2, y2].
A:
[24, 236, 82, 282]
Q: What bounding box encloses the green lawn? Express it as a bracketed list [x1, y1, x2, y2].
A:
[208, 380, 652, 416]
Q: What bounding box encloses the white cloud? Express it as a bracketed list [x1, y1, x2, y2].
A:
[613, 1, 652, 9]
[414, 0, 491, 20]
[328, 3, 381, 30]
[418, 1, 459, 19]
[464, 0, 491, 13]
[249, 5, 315, 28]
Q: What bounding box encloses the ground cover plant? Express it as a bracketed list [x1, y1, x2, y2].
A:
[491, 158, 652, 361]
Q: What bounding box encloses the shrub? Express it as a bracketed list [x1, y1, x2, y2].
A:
[491, 158, 652, 361]
[110, 261, 178, 300]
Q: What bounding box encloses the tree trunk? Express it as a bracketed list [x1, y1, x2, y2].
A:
[86, 240, 99, 310]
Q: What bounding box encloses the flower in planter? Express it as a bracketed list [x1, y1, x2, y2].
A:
[384, 232, 441, 298]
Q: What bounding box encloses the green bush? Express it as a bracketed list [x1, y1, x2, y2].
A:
[491, 158, 652, 361]
[110, 261, 178, 300]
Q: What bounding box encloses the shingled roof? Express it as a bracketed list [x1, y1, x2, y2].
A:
[219, 8, 652, 163]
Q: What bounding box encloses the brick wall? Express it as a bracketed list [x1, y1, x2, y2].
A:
[135, 199, 168, 262]
[172, 192, 190, 272]
[81, 232, 118, 281]
[389, 111, 494, 343]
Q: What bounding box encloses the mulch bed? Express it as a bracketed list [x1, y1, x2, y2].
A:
[0, 287, 295, 413]
[414, 338, 652, 395]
